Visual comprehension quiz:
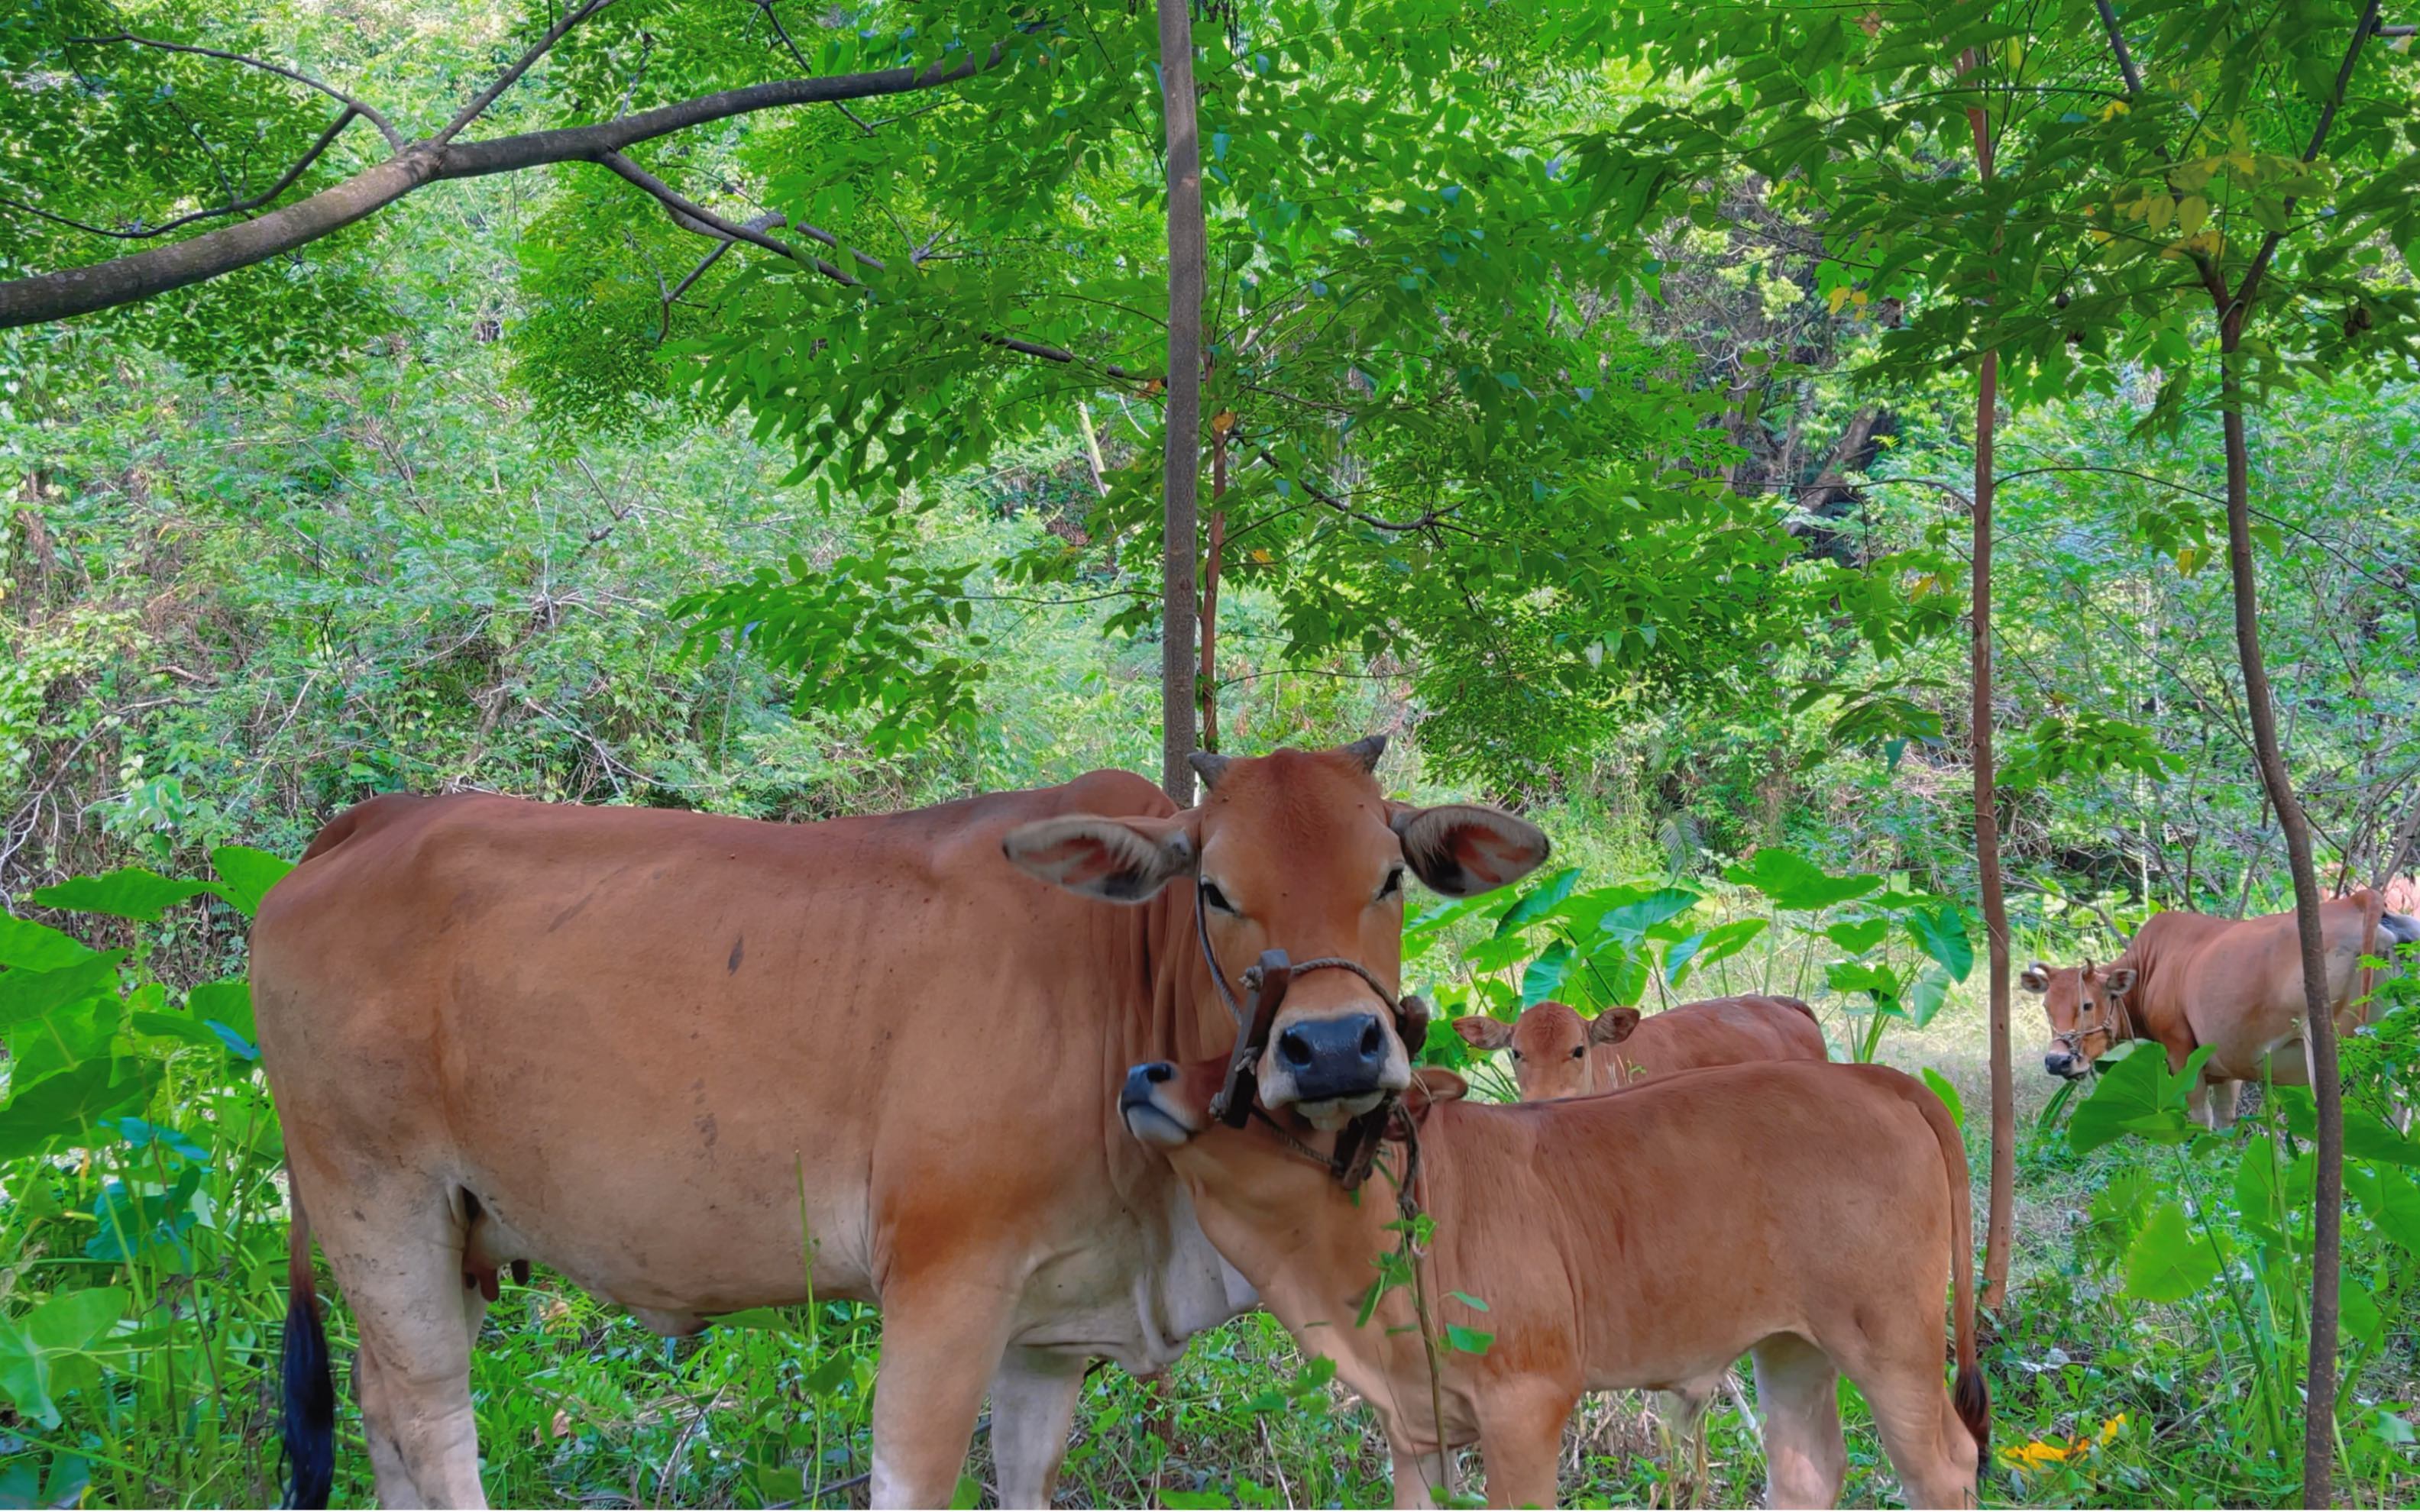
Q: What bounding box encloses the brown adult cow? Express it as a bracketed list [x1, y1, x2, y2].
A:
[251, 737, 1548, 1508]
[2023, 889, 2419, 1128]
[1120, 1055, 1988, 1509]
[1451, 994, 1827, 1101]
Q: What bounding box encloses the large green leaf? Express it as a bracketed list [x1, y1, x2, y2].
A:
[1592, 887, 1699, 942]
[208, 845, 296, 918]
[1904, 903, 1974, 984]
[1720, 849, 1880, 911]
[1491, 868, 1582, 937]
[1823, 918, 1889, 955]
[1520, 941, 1574, 1006]
[1919, 1067, 1965, 1130]
[2067, 1044, 2213, 1155]
[2121, 1201, 2221, 1303]
[28, 869, 214, 922]
[0, 915, 97, 971]
[1664, 917, 1767, 988]
[186, 978, 257, 1055]
[0, 1061, 163, 1161]
[0, 951, 124, 1033]
[0, 1286, 128, 1430]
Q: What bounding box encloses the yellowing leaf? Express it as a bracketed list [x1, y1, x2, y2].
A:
[1210, 409, 1238, 436]
[2176, 195, 2208, 237]
[1826, 284, 1852, 315]
[2098, 98, 2130, 121]
[2146, 194, 2176, 234]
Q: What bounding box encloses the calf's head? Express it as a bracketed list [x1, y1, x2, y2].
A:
[2020, 958, 2137, 1078]
[1451, 1000, 1640, 1100]
[1005, 736, 1547, 1127]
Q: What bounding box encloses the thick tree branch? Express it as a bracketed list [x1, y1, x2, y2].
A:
[0, 43, 1005, 329]
[66, 31, 404, 147]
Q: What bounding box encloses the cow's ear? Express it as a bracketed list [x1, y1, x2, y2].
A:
[2103, 967, 2137, 995]
[1004, 813, 1194, 902]
[1452, 1016, 1512, 1052]
[1587, 1006, 1642, 1046]
[1412, 1068, 1469, 1105]
[1387, 803, 1550, 897]
[2019, 962, 2052, 993]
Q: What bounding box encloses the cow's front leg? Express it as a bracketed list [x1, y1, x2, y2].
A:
[1475, 1380, 1580, 1509]
[988, 1346, 1089, 1508]
[868, 1271, 1018, 1509]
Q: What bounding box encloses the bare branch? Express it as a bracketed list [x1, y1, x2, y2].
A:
[66, 31, 404, 148]
[1248, 445, 1474, 535]
[599, 152, 859, 286]
[2089, 0, 2144, 95]
[436, 0, 620, 147]
[0, 106, 364, 241]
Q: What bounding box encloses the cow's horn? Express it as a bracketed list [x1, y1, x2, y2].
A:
[1343, 733, 1388, 772]
[1188, 751, 1232, 790]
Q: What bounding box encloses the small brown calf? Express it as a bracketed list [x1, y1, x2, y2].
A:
[1123, 1057, 1986, 1509]
[1454, 994, 1827, 1101]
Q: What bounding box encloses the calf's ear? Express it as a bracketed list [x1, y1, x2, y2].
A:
[1387, 803, 1550, 897]
[1412, 1068, 1469, 1105]
[2102, 966, 2137, 995]
[1452, 1016, 1513, 1052]
[2018, 962, 2052, 993]
[1587, 1006, 1642, 1046]
[1004, 813, 1194, 902]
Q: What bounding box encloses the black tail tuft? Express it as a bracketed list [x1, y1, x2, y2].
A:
[282, 1282, 335, 1508]
[1953, 1362, 1991, 1467]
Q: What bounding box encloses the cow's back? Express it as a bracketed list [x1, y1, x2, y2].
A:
[251, 774, 1179, 1317]
[1600, 993, 1829, 1083]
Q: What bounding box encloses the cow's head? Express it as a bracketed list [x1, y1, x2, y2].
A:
[1451, 1000, 1639, 1100]
[2020, 958, 2137, 1078]
[1004, 736, 1548, 1128]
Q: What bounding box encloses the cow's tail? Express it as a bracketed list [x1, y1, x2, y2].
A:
[283, 1189, 335, 1509]
[1910, 1075, 1990, 1465]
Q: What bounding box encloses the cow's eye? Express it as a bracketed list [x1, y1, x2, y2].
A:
[1377, 867, 1406, 901]
[1509, 1049, 1522, 1061]
[1571, 1046, 1585, 1058]
[1199, 879, 1238, 915]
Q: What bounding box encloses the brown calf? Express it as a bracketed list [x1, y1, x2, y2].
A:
[1453, 995, 1827, 1101]
[1122, 1057, 1986, 1508]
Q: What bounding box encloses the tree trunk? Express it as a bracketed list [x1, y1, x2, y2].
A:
[1156, 0, 1204, 802]
[1201, 428, 1227, 754]
[1960, 62, 2015, 1310]
[2219, 336, 2342, 1507]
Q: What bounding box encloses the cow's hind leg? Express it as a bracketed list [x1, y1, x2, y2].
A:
[987, 1346, 1089, 1508]
[1854, 1364, 1979, 1510]
[309, 1178, 490, 1509]
[1750, 1334, 1845, 1510]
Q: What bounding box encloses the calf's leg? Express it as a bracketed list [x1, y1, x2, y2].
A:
[1855, 1365, 1979, 1510]
[1389, 1443, 1449, 1509]
[987, 1346, 1089, 1508]
[1750, 1334, 1845, 1510]
[867, 1270, 1018, 1508]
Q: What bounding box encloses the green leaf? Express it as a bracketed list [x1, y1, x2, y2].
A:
[2068, 1045, 2213, 1154]
[2121, 1202, 2219, 1303]
[1720, 849, 1880, 911]
[1493, 867, 1581, 936]
[1521, 941, 1574, 1006]
[208, 845, 296, 918]
[0, 952, 125, 1034]
[711, 1307, 799, 1333]
[950, 1474, 984, 1509]
[2343, 1275, 2383, 1352]
[1823, 919, 1889, 955]
[1593, 887, 1699, 942]
[1448, 1291, 1490, 1312]
[0, 916, 97, 971]
[30, 869, 215, 922]
[1444, 1323, 1494, 1355]
[1665, 918, 1767, 988]
[1904, 903, 1974, 983]
[1919, 1068, 1965, 1129]
[0, 1286, 128, 1430]
[1461, 933, 1533, 973]
[0, 1061, 164, 1161]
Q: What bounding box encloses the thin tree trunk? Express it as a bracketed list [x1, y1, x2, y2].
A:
[1156, 0, 1203, 801]
[1959, 53, 2015, 1311]
[2220, 339, 2342, 1507]
[1201, 428, 1227, 753]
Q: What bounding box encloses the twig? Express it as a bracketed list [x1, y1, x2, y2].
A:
[1, 106, 365, 240]
[597, 152, 858, 286]
[65, 31, 403, 147]
[437, 0, 621, 146]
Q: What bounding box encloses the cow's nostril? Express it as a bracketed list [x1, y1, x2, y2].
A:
[1277, 1029, 1314, 1068]
[1359, 1019, 1383, 1058]
[1144, 1062, 1174, 1084]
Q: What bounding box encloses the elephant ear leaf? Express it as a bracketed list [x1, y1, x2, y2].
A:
[30, 869, 213, 922]
[0, 1061, 164, 1162]
[0, 1286, 128, 1430]
[209, 846, 296, 919]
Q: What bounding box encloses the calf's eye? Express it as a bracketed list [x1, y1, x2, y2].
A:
[1571, 1046, 1585, 1058]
